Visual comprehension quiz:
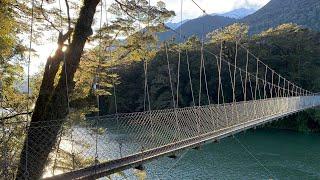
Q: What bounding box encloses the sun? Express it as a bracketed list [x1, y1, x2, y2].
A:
[27, 42, 58, 75]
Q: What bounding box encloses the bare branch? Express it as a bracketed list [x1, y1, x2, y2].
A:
[64, 0, 71, 31]
[40, 0, 61, 33]
[113, 0, 142, 21]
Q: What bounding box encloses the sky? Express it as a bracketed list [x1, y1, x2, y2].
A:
[156, 0, 270, 22]
[28, 0, 270, 75]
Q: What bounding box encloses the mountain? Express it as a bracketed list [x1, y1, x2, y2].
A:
[160, 8, 256, 41]
[165, 8, 255, 31]
[242, 0, 320, 34]
[166, 19, 189, 30]
[219, 8, 257, 19]
[160, 0, 320, 41]
[158, 15, 236, 42]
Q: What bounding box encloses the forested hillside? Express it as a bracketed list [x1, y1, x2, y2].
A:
[104, 24, 320, 132]
[242, 0, 320, 34]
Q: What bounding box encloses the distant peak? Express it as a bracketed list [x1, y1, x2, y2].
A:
[218, 8, 257, 19]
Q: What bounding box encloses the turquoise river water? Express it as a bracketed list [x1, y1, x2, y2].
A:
[117, 129, 320, 180]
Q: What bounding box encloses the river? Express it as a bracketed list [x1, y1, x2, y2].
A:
[122, 129, 320, 180]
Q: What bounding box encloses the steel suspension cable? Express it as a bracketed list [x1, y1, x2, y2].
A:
[292, 84, 295, 96]
[244, 50, 249, 101]
[105, 0, 122, 158]
[201, 28, 211, 105]
[198, 45, 203, 106]
[233, 41, 238, 103]
[257, 79, 262, 100]
[93, 0, 104, 169]
[159, 149, 190, 179]
[58, 0, 63, 29]
[234, 136, 276, 179]
[217, 42, 223, 104]
[283, 78, 286, 97]
[263, 66, 268, 99]
[291, 83, 294, 96]
[239, 69, 245, 101]
[143, 0, 152, 113]
[248, 75, 255, 101]
[262, 66, 268, 115]
[52, 0, 66, 173]
[190, 0, 206, 14]
[165, 42, 180, 140]
[287, 81, 290, 97]
[176, 54, 181, 107]
[147, 0, 155, 145]
[199, 29, 213, 129]
[176, 0, 183, 107]
[227, 61, 237, 123]
[217, 42, 228, 126]
[233, 42, 240, 123]
[244, 50, 250, 117]
[1, 64, 8, 179]
[255, 59, 259, 100]
[61, 0, 75, 170]
[24, 0, 35, 178]
[277, 75, 281, 97]
[185, 49, 195, 106]
[270, 70, 274, 98]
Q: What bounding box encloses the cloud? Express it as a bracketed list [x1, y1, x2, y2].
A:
[153, 0, 270, 22]
[233, 0, 270, 9]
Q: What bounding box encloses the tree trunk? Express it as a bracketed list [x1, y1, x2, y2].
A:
[16, 0, 100, 179]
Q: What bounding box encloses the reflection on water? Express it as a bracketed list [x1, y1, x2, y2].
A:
[43, 169, 64, 178]
[42, 137, 75, 178]
[145, 129, 320, 180]
[44, 125, 320, 179]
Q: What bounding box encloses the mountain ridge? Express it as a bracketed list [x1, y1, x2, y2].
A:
[165, 8, 257, 31]
[159, 15, 236, 42]
[160, 0, 320, 41]
[219, 8, 257, 19]
[242, 0, 320, 34]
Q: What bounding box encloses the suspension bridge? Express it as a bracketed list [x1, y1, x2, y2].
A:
[44, 96, 320, 179]
[1, 0, 320, 179]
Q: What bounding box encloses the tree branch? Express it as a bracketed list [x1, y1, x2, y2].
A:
[64, 0, 71, 32]
[40, 0, 61, 33]
[1, 111, 32, 121]
[113, 0, 143, 21]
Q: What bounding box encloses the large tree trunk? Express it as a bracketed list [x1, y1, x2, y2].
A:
[16, 0, 100, 179]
